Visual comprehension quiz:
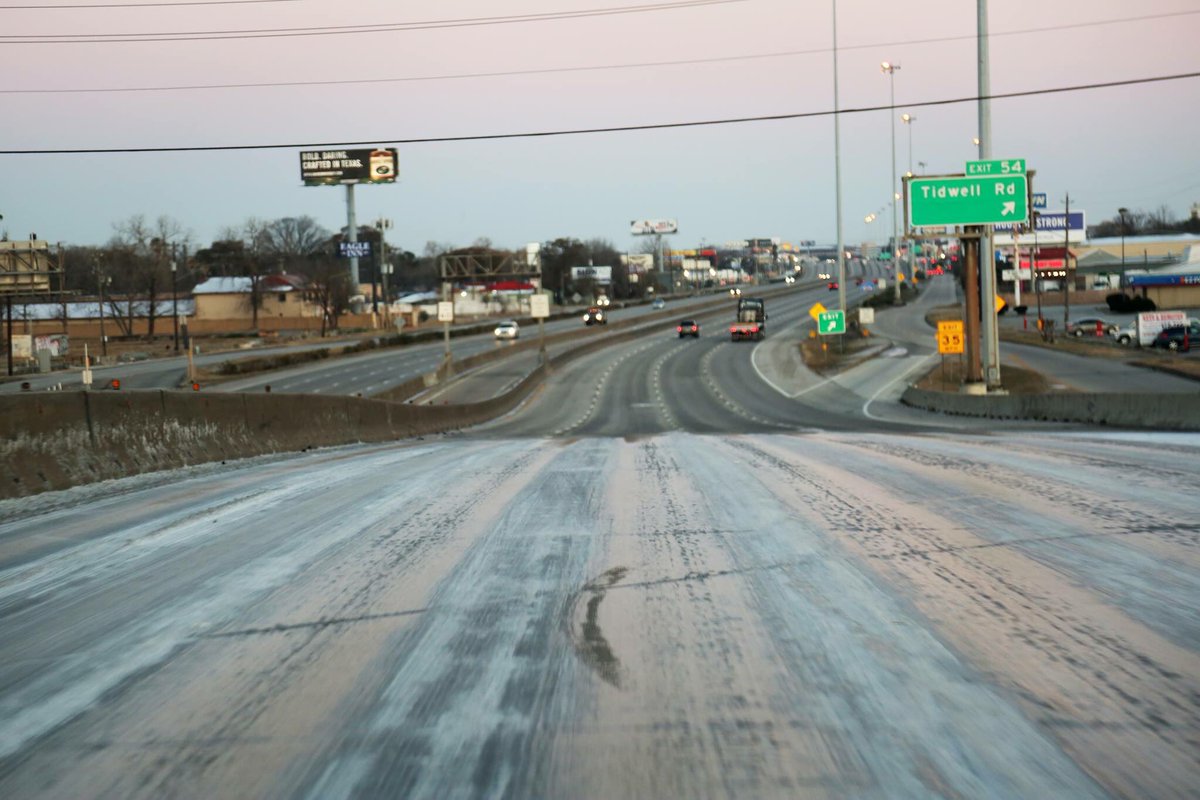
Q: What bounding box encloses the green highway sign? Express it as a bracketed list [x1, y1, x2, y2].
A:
[817, 310, 845, 335]
[908, 175, 1028, 227]
[965, 158, 1025, 176]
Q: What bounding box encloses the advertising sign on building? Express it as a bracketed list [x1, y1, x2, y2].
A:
[630, 219, 678, 235]
[337, 241, 373, 258]
[300, 148, 398, 186]
[571, 266, 613, 284]
[34, 334, 68, 357]
[993, 211, 1086, 245]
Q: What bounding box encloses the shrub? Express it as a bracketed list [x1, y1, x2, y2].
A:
[1106, 293, 1131, 312]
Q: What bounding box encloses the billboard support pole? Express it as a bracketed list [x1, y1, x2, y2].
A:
[346, 183, 360, 289]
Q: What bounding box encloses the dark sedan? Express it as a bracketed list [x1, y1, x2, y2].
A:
[1152, 321, 1199, 352]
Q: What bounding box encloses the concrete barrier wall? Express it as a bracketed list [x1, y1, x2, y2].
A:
[901, 386, 1200, 431]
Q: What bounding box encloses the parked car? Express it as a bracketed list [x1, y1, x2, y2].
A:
[493, 320, 520, 340]
[677, 319, 700, 338]
[1065, 317, 1118, 337]
[1152, 321, 1200, 352]
[583, 306, 607, 325]
[651, 298, 666, 310]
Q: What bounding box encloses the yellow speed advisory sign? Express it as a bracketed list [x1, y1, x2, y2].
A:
[937, 320, 965, 354]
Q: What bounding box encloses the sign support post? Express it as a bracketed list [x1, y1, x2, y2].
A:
[963, 227, 984, 390]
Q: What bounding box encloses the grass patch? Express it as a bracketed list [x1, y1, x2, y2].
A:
[798, 332, 884, 376]
[915, 359, 1052, 394]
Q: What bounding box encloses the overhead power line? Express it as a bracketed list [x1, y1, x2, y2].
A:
[0, 0, 745, 43]
[3, 71, 1197, 156]
[0, 0, 301, 8]
[4, 9, 1196, 92]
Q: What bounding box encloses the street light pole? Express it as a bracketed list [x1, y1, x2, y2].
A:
[901, 113, 916, 175]
[833, 0, 846, 314]
[881, 61, 900, 304]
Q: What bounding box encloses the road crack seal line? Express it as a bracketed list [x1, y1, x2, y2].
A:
[198, 607, 430, 638]
[568, 566, 627, 688]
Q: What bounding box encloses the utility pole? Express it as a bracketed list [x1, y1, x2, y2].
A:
[376, 218, 392, 311]
[170, 243, 180, 353]
[1118, 207, 1129, 288]
[1063, 193, 1071, 328]
[96, 259, 109, 359]
[881, 60, 901, 305]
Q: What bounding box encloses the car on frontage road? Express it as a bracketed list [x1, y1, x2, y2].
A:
[493, 320, 520, 340]
[1110, 324, 1136, 346]
[1066, 317, 1118, 337]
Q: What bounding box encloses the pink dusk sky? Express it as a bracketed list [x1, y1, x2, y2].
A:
[1, 0, 1198, 251]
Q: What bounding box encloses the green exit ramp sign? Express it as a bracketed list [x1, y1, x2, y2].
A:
[966, 158, 1025, 175]
[908, 174, 1028, 227]
[818, 310, 845, 335]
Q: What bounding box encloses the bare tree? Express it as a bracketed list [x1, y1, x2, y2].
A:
[1145, 205, 1176, 233]
[110, 214, 189, 337]
[259, 216, 330, 270]
[301, 258, 350, 337]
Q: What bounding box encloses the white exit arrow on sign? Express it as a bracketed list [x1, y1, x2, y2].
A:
[1002, 201, 1016, 216]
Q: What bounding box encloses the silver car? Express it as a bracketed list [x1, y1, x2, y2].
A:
[1110, 324, 1135, 346]
[493, 320, 520, 340]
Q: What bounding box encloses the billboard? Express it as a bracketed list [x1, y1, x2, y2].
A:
[300, 148, 398, 186]
[631, 219, 678, 235]
[621, 254, 654, 273]
[571, 266, 613, 284]
[0, 240, 55, 294]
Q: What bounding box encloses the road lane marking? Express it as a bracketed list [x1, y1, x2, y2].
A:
[861, 354, 937, 422]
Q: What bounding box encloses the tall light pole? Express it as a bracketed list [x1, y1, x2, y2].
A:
[881, 61, 901, 304]
[901, 113, 916, 175]
[833, 1, 846, 313]
[977, 0, 1001, 387]
[1118, 207, 1129, 289]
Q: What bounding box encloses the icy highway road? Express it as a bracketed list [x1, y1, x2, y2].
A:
[2, 297, 1199, 797]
